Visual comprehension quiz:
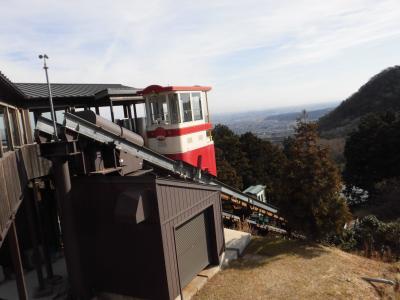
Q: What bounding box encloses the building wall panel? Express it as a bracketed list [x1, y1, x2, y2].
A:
[0, 145, 51, 244]
[70, 176, 171, 300]
[0, 159, 10, 235]
[155, 179, 223, 300]
[0, 152, 22, 241]
[20, 144, 51, 180]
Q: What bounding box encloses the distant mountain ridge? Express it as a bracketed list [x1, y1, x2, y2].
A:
[265, 107, 333, 122]
[319, 66, 400, 137]
[213, 101, 338, 124]
[212, 105, 334, 142]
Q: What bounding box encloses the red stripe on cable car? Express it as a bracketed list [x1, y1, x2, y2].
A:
[165, 144, 217, 176]
[147, 123, 212, 138]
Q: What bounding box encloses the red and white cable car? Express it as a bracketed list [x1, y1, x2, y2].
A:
[142, 85, 217, 176]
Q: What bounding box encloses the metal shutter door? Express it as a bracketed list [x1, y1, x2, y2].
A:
[175, 211, 211, 288]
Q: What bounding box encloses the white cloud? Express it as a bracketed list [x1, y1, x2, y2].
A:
[1, 0, 400, 113]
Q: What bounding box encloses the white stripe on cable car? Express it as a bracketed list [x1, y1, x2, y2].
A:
[147, 131, 213, 154]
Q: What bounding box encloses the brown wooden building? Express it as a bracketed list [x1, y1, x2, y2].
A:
[0, 71, 146, 298]
[71, 176, 224, 299]
[0, 71, 53, 299]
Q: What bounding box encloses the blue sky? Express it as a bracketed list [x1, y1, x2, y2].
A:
[1, 0, 400, 113]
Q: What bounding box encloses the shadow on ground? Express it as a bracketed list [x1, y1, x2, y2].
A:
[226, 236, 328, 270]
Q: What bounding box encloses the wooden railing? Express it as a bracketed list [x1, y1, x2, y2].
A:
[0, 144, 51, 243]
[0, 151, 22, 242]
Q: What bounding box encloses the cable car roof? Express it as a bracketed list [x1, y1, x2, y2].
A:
[142, 85, 211, 95]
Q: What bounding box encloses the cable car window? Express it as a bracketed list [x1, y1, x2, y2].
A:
[180, 93, 192, 122]
[204, 93, 210, 123]
[168, 93, 180, 124]
[0, 107, 11, 152]
[191, 93, 203, 121]
[149, 95, 168, 124]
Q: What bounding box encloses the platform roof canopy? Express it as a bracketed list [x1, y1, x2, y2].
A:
[0, 71, 25, 107]
[14, 83, 144, 110]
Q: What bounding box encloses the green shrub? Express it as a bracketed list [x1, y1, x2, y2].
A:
[339, 215, 400, 260]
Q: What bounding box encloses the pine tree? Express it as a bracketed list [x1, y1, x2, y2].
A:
[280, 120, 351, 239]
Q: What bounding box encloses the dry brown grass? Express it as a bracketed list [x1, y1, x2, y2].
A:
[194, 236, 400, 300]
[233, 221, 256, 235]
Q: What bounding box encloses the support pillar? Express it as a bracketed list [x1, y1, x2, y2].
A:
[127, 105, 132, 119]
[123, 105, 129, 118]
[9, 221, 28, 300]
[32, 181, 61, 284]
[109, 100, 115, 123]
[52, 157, 91, 299]
[24, 187, 49, 296]
[127, 105, 134, 131]
[132, 104, 138, 132]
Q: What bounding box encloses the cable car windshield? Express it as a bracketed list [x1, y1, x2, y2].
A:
[191, 92, 203, 121]
[149, 95, 168, 124]
[180, 93, 192, 122]
[147, 91, 206, 125]
[168, 93, 180, 124]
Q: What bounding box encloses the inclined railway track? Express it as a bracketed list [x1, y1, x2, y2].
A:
[36, 113, 284, 232]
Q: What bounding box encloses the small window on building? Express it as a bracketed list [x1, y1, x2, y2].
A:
[9, 109, 21, 147]
[0, 107, 11, 152]
[29, 110, 36, 137]
[180, 93, 192, 122]
[168, 93, 180, 124]
[191, 92, 203, 121]
[17, 110, 26, 145]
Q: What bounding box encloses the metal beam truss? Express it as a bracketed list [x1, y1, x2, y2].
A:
[36, 114, 282, 230]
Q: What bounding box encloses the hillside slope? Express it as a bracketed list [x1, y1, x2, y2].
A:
[195, 237, 399, 300]
[319, 66, 400, 137]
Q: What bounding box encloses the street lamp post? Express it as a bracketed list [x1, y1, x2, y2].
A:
[38, 54, 58, 140]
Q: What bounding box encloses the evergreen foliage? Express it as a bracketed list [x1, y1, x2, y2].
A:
[344, 112, 400, 193]
[239, 132, 286, 203]
[212, 124, 286, 199]
[213, 124, 249, 189]
[277, 120, 350, 239]
[215, 147, 243, 189]
[213, 120, 351, 240]
[340, 216, 400, 260]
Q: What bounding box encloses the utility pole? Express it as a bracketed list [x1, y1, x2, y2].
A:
[39, 54, 58, 140]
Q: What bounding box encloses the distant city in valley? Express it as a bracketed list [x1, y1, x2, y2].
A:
[213, 101, 339, 143]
